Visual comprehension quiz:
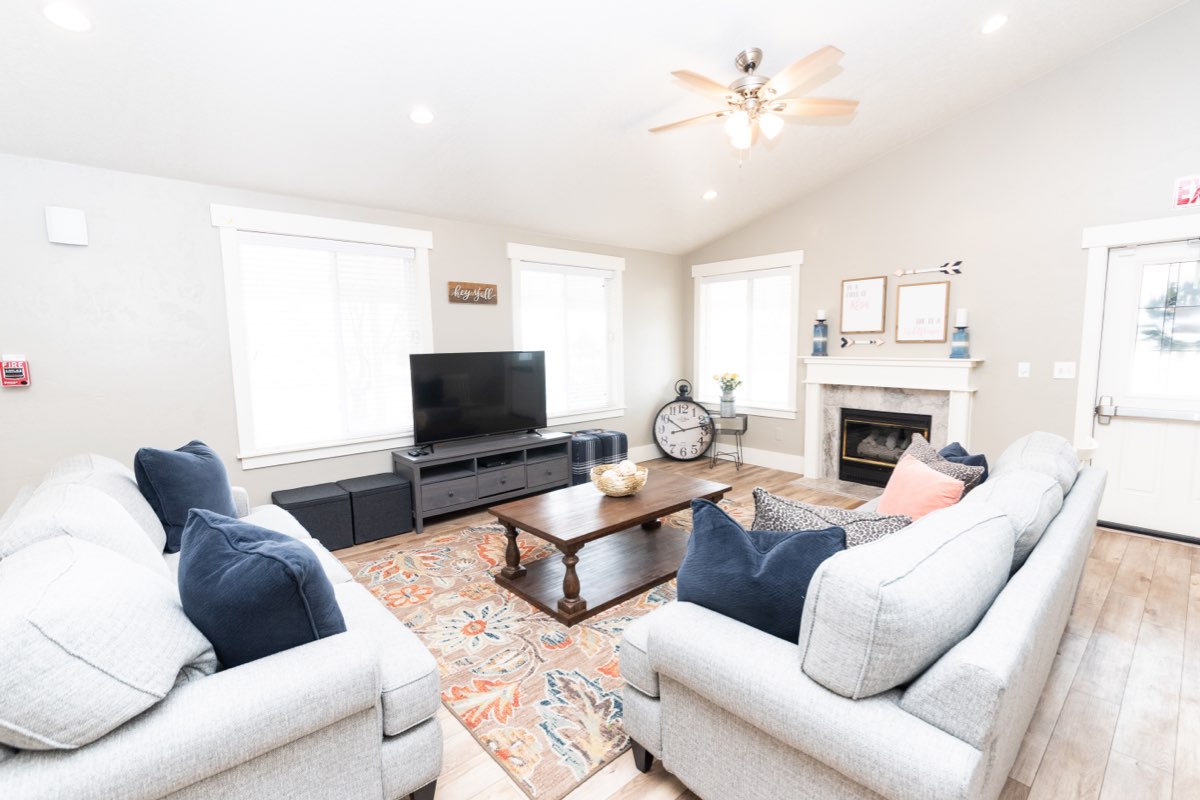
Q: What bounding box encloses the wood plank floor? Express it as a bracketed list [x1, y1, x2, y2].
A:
[337, 458, 1200, 800]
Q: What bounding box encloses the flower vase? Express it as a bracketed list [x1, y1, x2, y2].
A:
[720, 392, 736, 418]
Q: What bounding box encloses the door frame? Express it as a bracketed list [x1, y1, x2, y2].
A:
[1075, 215, 1200, 456]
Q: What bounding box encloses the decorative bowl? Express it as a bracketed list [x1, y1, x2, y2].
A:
[590, 464, 649, 497]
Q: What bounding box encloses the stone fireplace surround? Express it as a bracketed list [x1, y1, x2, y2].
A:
[801, 357, 983, 480]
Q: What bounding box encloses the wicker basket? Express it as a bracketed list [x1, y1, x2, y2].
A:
[590, 464, 649, 497]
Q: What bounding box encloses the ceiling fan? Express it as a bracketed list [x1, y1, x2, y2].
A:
[649, 46, 858, 150]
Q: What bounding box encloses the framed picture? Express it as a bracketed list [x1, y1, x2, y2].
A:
[895, 281, 950, 342]
[840, 276, 887, 333]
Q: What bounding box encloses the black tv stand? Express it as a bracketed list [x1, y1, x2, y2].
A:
[393, 431, 571, 532]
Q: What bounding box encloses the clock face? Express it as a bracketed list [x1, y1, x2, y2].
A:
[654, 400, 714, 460]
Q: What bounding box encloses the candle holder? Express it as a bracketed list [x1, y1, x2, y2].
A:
[812, 315, 829, 357]
[950, 325, 970, 359]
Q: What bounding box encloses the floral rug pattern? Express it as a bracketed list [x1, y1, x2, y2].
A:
[344, 500, 750, 800]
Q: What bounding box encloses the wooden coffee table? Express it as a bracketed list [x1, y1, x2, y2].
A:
[489, 472, 731, 625]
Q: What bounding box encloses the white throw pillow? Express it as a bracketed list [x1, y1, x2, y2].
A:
[43, 453, 168, 552]
[0, 537, 218, 750]
[2, 483, 169, 579]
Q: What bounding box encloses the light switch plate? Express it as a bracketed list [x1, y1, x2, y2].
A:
[1017, 362, 1031, 378]
[45, 206, 88, 246]
[1053, 361, 1077, 380]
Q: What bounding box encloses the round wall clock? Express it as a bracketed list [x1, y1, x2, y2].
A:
[653, 380, 714, 461]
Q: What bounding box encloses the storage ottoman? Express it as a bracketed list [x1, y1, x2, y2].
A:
[337, 473, 414, 544]
[570, 429, 629, 485]
[271, 483, 353, 551]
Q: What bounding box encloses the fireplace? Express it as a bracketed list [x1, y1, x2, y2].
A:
[838, 408, 932, 487]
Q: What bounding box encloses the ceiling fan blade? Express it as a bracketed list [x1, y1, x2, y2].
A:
[648, 110, 727, 133]
[772, 97, 859, 117]
[671, 70, 734, 100]
[761, 46, 844, 100]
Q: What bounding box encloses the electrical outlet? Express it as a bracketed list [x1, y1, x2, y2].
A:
[1017, 362, 1031, 378]
[1054, 361, 1077, 380]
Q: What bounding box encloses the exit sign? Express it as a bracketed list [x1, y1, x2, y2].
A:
[1176, 175, 1200, 209]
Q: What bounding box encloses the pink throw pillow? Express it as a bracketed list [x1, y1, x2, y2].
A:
[877, 454, 964, 519]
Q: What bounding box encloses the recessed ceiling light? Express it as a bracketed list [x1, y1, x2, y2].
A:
[702, 190, 718, 201]
[981, 14, 1008, 34]
[409, 106, 434, 125]
[43, 3, 92, 33]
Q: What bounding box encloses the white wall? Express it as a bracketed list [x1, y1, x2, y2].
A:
[686, 1, 1200, 460]
[0, 155, 685, 505]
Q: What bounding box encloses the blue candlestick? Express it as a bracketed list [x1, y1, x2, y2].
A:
[950, 326, 970, 359]
[813, 318, 829, 357]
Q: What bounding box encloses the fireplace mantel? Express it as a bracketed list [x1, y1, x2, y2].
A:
[800, 357, 984, 479]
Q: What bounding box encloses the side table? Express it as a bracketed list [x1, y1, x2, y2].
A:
[709, 413, 749, 470]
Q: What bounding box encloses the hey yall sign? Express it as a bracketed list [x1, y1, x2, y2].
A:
[448, 282, 498, 305]
[1175, 175, 1200, 209]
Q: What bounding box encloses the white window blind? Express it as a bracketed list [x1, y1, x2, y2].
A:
[695, 266, 798, 412]
[231, 230, 429, 458]
[510, 244, 625, 424]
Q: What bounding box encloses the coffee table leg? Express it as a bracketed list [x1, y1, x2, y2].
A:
[557, 544, 587, 616]
[501, 523, 526, 579]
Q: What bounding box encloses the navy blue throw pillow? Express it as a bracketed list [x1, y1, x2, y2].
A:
[135, 440, 237, 553]
[677, 500, 846, 642]
[178, 509, 347, 668]
[939, 442, 989, 482]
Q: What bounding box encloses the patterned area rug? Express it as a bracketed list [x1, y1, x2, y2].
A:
[343, 499, 750, 800]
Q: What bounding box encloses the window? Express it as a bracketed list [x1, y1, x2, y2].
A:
[213, 206, 433, 468]
[692, 251, 803, 417]
[509, 243, 624, 425]
[1132, 259, 1200, 397]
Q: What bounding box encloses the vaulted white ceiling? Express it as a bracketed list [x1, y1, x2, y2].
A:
[0, 1, 1185, 253]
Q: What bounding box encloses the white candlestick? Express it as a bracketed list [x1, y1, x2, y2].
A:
[955, 308, 968, 328]
[816, 309, 827, 321]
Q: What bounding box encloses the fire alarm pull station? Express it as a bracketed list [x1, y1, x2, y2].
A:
[1, 355, 30, 387]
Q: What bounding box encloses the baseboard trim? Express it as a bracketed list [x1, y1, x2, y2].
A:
[739, 447, 805, 475]
[626, 443, 804, 475]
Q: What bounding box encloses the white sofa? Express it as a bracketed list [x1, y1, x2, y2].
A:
[0, 454, 442, 800]
[621, 432, 1104, 800]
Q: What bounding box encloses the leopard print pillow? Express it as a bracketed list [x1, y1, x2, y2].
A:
[906, 434, 985, 493]
[751, 488, 912, 548]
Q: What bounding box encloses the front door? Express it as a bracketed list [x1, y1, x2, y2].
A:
[1091, 239, 1200, 540]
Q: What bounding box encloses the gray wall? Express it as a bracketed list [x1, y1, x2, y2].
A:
[0, 155, 685, 505]
[686, 1, 1200, 460]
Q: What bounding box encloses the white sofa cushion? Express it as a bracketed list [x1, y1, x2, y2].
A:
[43, 454, 168, 552]
[991, 431, 1080, 495]
[619, 614, 658, 697]
[799, 503, 1015, 699]
[960, 469, 1064, 570]
[1, 483, 169, 578]
[333, 583, 440, 736]
[243, 505, 352, 584]
[0, 538, 218, 750]
[0, 484, 35, 537]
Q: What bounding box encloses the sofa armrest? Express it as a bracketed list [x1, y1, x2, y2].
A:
[648, 602, 983, 800]
[0, 631, 381, 800]
[230, 485, 251, 518]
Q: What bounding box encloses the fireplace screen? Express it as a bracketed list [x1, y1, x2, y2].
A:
[839, 408, 933, 487]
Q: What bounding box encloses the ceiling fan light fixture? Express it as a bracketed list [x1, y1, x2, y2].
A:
[759, 113, 784, 140]
[42, 3, 92, 32]
[723, 110, 750, 138]
[981, 14, 1008, 34]
[730, 127, 753, 151]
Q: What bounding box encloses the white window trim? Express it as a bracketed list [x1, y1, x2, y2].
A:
[508, 243, 626, 426]
[213, 205, 434, 469]
[692, 251, 804, 418]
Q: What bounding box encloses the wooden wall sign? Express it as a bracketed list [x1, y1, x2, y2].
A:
[448, 281, 498, 305]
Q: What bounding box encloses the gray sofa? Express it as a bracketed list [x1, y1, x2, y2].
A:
[0, 454, 442, 800]
[620, 432, 1104, 800]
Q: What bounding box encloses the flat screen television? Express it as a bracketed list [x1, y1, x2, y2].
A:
[410, 351, 547, 445]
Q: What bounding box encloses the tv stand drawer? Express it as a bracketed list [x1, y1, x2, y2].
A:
[423, 477, 477, 511]
[526, 456, 569, 488]
[478, 465, 526, 498]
